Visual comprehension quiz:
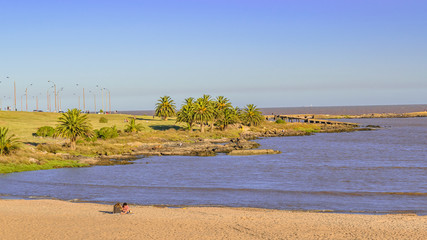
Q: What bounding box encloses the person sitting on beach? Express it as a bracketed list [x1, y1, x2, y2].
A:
[121, 202, 131, 214]
[113, 202, 122, 214]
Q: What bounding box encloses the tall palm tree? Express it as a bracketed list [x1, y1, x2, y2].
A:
[55, 108, 93, 150]
[176, 98, 195, 130]
[215, 96, 232, 111]
[155, 96, 176, 120]
[212, 96, 233, 130]
[241, 104, 263, 126]
[184, 97, 194, 106]
[193, 97, 214, 133]
[0, 127, 19, 155]
[216, 107, 240, 130]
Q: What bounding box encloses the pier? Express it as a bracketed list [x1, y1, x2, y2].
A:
[264, 115, 359, 127]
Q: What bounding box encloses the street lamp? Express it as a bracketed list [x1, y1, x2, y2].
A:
[96, 85, 103, 113]
[4, 76, 16, 111]
[57, 87, 64, 111]
[48, 80, 57, 112]
[89, 90, 96, 113]
[75, 84, 81, 110]
[21, 93, 25, 111]
[25, 83, 33, 111]
[104, 88, 111, 113]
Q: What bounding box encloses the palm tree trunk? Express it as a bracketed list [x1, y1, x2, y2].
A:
[70, 138, 77, 150]
[200, 123, 205, 133]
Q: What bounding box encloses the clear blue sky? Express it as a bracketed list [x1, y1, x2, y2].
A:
[1, 0, 426, 111]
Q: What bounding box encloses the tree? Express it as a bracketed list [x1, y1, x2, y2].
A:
[215, 96, 232, 111]
[124, 117, 143, 133]
[193, 97, 214, 132]
[155, 96, 176, 120]
[176, 98, 195, 130]
[213, 96, 233, 130]
[55, 108, 93, 150]
[241, 104, 263, 126]
[0, 127, 19, 155]
[216, 107, 240, 130]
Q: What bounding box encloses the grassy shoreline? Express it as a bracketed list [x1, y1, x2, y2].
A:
[3, 110, 422, 174]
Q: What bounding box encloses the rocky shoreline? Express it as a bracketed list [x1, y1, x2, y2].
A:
[80, 124, 361, 166]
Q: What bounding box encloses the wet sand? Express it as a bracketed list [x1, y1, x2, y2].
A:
[1, 199, 425, 240]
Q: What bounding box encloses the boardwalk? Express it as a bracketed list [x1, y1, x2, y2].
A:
[264, 115, 359, 127]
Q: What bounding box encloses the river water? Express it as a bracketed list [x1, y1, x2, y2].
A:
[1, 118, 426, 214]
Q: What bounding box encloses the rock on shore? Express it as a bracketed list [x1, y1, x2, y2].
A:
[228, 149, 281, 155]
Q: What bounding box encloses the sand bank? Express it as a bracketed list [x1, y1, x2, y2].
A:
[0, 199, 425, 240]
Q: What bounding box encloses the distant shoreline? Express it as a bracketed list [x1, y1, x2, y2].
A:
[119, 104, 427, 116]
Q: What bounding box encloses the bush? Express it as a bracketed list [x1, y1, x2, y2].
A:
[275, 119, 285, 124]
[99, 117, 108, 123]
[0, 127, 20, 155]
[95, 126, 119, 140]
[35, 126, 55, 137]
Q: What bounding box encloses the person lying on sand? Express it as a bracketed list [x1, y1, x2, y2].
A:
[121, 202, 131, 214]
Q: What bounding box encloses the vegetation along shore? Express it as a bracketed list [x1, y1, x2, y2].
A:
[2, 95, 425, 174]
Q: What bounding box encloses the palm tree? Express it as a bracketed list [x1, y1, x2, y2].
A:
[213, 96, 232, 130]
[193, 97, 214, 132]
[216, 107, 240, 130]
[55, 108, 93, 150]
[184, 97, 194, 106]
[125, 117, 144, 133]
[241, 104, 263, 126]
[215, 96, 232, 111]
[176, 98, 195, 130]
[0, 127, 19, 155]
[155, 96, 176, 120]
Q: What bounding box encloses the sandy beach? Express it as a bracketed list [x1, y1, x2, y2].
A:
[0, 199, 425, 240]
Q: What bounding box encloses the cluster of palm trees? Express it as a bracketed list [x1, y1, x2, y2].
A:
[155, 95, 264, 132]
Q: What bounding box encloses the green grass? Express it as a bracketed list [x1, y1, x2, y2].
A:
[0, 159, 88, 174]
[0, 110, 353, 174]
[0, 111, 184, 143]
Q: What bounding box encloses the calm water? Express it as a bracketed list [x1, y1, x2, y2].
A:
[1, 118, 426, 214]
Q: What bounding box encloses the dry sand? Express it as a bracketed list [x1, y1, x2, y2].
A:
[0, 199, 425, 240]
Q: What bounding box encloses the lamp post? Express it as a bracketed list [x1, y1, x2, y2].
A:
[25, 83, 33, 111]
[8, 77, 17, 111]
[96, 85, 103, 113]
[47, 90, 50, 112]
[83, 87, 86, 112]
[73, 93, 80, 110]
[4, 77, 16, 111]
[35, 93, 40, 111]
[104, 88, 111, 113]
[57, 87, 64, 112]
[75, 84, 80, 110]
[21, 94, 25, 111]
[0, 82, 1, 110]
[48, 80, 57, 112]
[89, 90, 96, 113]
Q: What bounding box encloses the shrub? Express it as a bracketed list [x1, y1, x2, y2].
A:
[99, 117, 108, 123]
[125, 118, 143, 133]
[36, 143, 62, 154]
[95, 126, 119, 140]
[275, 119, 285, 124]
[0, 127, 20, 155]
[35, 126, 55, 137]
